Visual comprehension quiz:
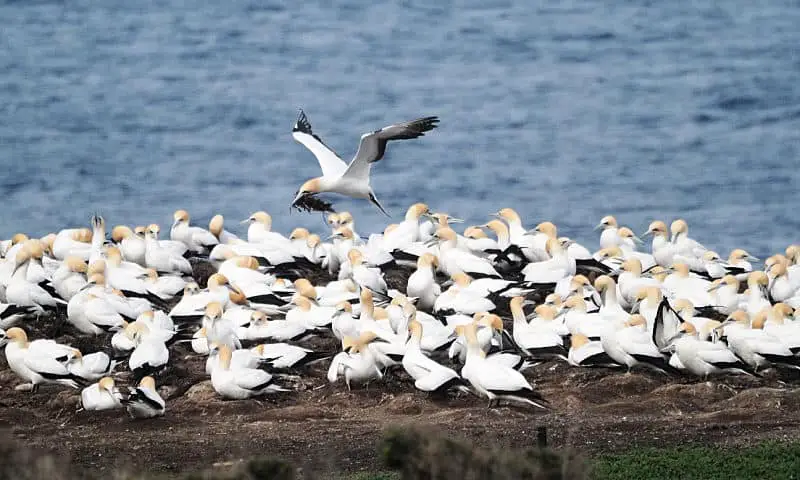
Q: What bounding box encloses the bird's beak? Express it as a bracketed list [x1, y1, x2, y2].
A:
[593, 223, 604, 231]
[523, 229, 537, 236]
[630, 302, 640, 314]
[707, 283, 722, 292]
[641, 230, 653, 237]
[240, 218, 251, 225]
[747, 255, 760, 262]
[490, 212, 502, 220]
[632, 235, 644, 245]
[449, 217, 465, 224]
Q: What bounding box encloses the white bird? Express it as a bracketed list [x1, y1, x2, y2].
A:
[707, 275, 741, 315]
[666, 322, 751, 379]
[521, 238, 575, 283]
[68, 351, 117, 381]
[143, 268, 186, 299]
[3, 327, 82, 391]
[80, 377, 122, 411]
[170, 209, 219, 254]
[67, 277, 126, 335]
[123, 376, 166, 419]
[402, 318, 464, 393]
[52, 256, 89, 301]
[723, 310, 800, 372]
[6, 241, 66, 313]
[430, 228, 500, 279]
[111, 225, 147, 266]
[52, 227, 93, 261]
[208, 214, 240, 244]
[595, 215, 620, 249]
[126, 322, 169, 381]
[211, 345, 287, 399]
[457, 322, 547, 409]
[406, 253, 441, 311]
[568, 334, 618, 368]
[202, 302, 241, 350]
[434, 273, 495, 315]
[0, 302, 36, 329]
[643, 220, 674, 268]
[492, 209, 547, 262]
[290, 109, 439, 215]
[326, 332, 384, 389]
[345, 249, 387, 294]
[508, 297, 566, 359]
[250, 342, 328, 369]
[241, 211, 290, 246]
[144, 224, 193, 276]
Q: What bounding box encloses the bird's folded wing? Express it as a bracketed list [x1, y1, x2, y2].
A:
[234, 369, 272, 390]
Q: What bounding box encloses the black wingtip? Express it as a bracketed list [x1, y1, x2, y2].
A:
[293, 108, 311, 133]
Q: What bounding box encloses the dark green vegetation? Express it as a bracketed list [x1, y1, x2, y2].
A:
[3, 428, 799, 480]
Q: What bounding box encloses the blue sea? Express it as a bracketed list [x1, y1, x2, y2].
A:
[1, 0, 798, 257]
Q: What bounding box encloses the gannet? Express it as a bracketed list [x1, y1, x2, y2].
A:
[202, 302, 241, 350]
[666, 322, 751, 379]
[568, 333, 618, 368]
[52, 227, 93, 261]
[123, 376, 166, 419]
[211, 344, 287, 399]
[430, 228, 500, 279]
[707, 275, 741, 315]
[457, 322, 547, 409]
[143, 268, 186, 299]
[594, 215, 620, 249]
[111, 225, 146, 266]
[744, 271, 771, 317]
[327, 332, 384, 389]
[170, 210, 218, 254]
[643, 220, 674, 267]
[80, 377, 123, 411]
[144, 224, 193, 276]
[346, 249, 387, 293]
[290, 109, 439, 215]
[434, 274, 495, 315]
[723, 310, 800, 372]
[4, 327, 83, 391]
[509, 297, 566, 360]
[490, 208, 546, 261]
[6, 241, 66, 313]
[126, 322, 169, 382]
[404, 253, 440, 311]
[0, 302, 36, 329]
[521, 238, 575, 283]
[250, 342, 329, 369]
[402, 318, 464, 393]
[208, 214, 239, 244]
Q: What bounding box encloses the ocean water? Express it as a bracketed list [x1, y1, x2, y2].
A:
[1, 0, 798, 257]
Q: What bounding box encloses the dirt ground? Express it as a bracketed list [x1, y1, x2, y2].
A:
[4, 320, 800, 479]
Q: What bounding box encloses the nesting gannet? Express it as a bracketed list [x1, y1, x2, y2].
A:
[723, 310, 800, 372]
[126, 322, 169, 381]
[290, 109, 439, 215]
[744, 271, 771, 317]
[202, 302, 241, 350]
[143, 268, 186, 299]
[457, 322, 547, 409]
[6, 241, 66, 313]
[509, 297, 566, 360]
[4, 328, 83, 391]
[663, 263, 713, 307]
[111, 225, 146, 266]
[209, 214, 239, 244]
[434, 273, 495, 315]
[327, 332, 384, 389]
[669, 219, 707, 271]
[665, 322, 751, 379]
[51, 256, 89, 301]
[67, 350, 117, 381]
[406, 253, 440, 311]
[491, 208, 547, 262]
[430, 227, 500, 279]
[402, 318, 464, 393]
[144, 224, 193, 276]
[767, 262, 798, 303]
[600, 314, 678, 374]
[521, 238, 575, 283]
[763, 303, 800, 353]
[211, 345, 287, 399]
[80, 377, 123, 411]
[168, 273, 234, 321]
[52, 227, 93, 261]
[123, 376, 166, 419]
[568, 333, 618, 368]
[250, 342, 328, 369]
[170, 210, 219, 254]
[0, 302, 36, 329]
[642, 220, 674, 267]
[594, 215, 620, 249]
[346, 249, 388, 294]
[707, 275, 741, 315]
[67, 278, 126, 335]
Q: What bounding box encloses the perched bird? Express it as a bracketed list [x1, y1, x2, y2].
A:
[211, 345, 287, 400]
[123, 376, 166, 419]
[80, 377, 123, 411]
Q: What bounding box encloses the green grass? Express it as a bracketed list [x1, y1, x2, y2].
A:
[592, 442, 800, 480]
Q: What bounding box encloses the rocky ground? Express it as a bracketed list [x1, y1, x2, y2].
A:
[3, 318, 800, 478]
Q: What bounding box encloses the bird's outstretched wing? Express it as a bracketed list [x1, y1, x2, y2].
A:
[343, 116, 439, 182]
[292, 109, 349, 178]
